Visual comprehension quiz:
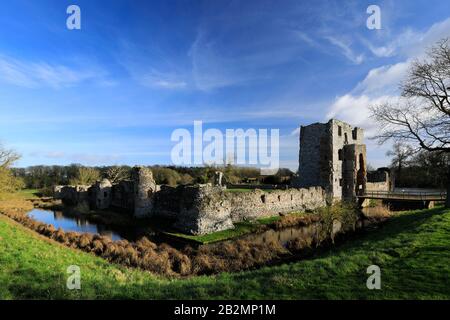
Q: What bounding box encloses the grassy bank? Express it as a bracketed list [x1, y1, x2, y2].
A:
[165, 212, 306, 244]
[0, 198, 449, 299]
[164, 221, 262, 244]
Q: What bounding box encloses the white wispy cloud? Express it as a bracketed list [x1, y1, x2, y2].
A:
[352, 61, 411, 96]
[326, 17, 450, 137]
[139, 69, 187, 89]
[324, 17, 450, 167]
[188, 25, 307, 91]
[324, 35, 364, 64]
[0, 54, 111, 88]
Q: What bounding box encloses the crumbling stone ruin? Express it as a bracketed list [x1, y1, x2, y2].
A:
[90, 179, 112, 210]
[53, 119, 390, 235]
[54, 169, 326, 235]
[132, 166, 157, 218]
[367, 168, 394, 192]
[55, 167, 156, 213]
[214, 171, 224, 187]
[293, 119, 367, 201]
[168, 185, 326, 234]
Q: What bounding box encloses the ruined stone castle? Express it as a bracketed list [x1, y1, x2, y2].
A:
[55, 119, 391, 235]
[294, 119, 367, 202]
[55, 168, 326, 235]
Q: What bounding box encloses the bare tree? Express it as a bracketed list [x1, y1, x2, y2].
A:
[69, 167, 100, 185]
[0, 144, 20, 169]
[370, 39, 450, 207]
[386, 142, 414, 183]
[104, 166, 130, 183]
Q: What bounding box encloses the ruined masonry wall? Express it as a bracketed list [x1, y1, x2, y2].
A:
[366, 170, 391, 192]
[297, 119, 365, 201]
[54, 173, 328, 235]
[171, 185, 234, 235]
[366, 181, 390, 192]
[298, 123, 328, 188]
[227, 187, 326, 222]
[151, 185, 327, 235]
[330, 119, 364, 200]
[132, 167, 157, 218]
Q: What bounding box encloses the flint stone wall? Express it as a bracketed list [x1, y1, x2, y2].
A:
[170, 185, 234, 235]
[227, 187, 326, 222]
[58, 185, 90, 206]
[144, 184, 326, 235]
[91, 179, 112, 210]
[166, 186, 326, 235]
[111, 180, 135, 212]
[132, 167, 157, 218]
[295, 119, 365, 201]
[54, 169, 326, 235]
[366, 182, 390, 192]
[366, 169, 392, 192]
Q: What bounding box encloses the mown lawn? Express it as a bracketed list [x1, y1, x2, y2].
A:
[0, 205, 449, 299]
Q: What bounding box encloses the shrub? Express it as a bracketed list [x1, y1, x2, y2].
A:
[77, 234, 93, 249]
[315, 202, 359, 244]
[91, 240, 105, 254]
[272, 213, 319, 230]
[151, 167, 181, 186]
[136, 236, 157, 251]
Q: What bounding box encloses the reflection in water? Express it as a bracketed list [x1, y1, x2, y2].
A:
[28, 209, 128, 241]
[29, 208, 379, 256]
[238, 223, 320, 247]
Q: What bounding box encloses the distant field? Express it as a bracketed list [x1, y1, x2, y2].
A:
[0, 197, 449, 299]
[0, 189, 40, 200]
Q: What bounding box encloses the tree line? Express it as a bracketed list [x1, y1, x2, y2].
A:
[386, 142, 448, 189]
[10, 164, 294, 193]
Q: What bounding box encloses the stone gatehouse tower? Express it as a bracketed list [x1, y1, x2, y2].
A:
[295, 119, 367, 201]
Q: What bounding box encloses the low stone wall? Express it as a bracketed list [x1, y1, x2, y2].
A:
[227, 187, 326, 222]
[367, 169, 392, 192]
[170, 186, 326, 235]
[366, 181, 390, 192]
[227, 184, 289, 190]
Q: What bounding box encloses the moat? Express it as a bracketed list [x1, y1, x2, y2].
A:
[27, 206, 386, 250]
[27, 208, 160, 242]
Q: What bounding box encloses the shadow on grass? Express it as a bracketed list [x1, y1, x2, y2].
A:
[147, 207, 449, 299]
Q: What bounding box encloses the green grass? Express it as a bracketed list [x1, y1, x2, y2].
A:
[165, 222, 261, 244]
[0, 206, 449, 299]
[165, 212, 307, 244]
[256, 211, 306, 225]
[0, 189, 40, 200]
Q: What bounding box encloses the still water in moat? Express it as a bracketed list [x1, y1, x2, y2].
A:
[27, 209, 158, 242]
[28, 207, 379, 248]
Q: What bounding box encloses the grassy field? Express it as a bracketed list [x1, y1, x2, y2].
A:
[0, 204, 449, 299]
[0, 189, 40, 201]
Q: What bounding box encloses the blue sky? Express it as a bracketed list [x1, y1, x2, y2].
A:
[1, 0, 450, 170]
